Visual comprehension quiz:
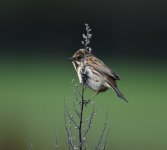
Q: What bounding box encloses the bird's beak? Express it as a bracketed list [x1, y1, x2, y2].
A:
[68, 57, 75, 61]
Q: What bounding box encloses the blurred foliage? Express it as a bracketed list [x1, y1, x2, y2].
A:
[0, 57, 166, 150]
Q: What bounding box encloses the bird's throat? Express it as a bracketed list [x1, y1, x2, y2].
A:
[72, 61, 80, 70]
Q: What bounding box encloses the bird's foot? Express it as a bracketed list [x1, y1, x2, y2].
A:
[79, 99, 91, 106]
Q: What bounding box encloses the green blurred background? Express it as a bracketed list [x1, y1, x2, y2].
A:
[0, 0, 167, 150]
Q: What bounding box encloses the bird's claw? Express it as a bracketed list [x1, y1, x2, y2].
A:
[79, 99, 91, 106]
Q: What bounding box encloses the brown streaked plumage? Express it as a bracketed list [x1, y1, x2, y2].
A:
[69, 49, 127, 102]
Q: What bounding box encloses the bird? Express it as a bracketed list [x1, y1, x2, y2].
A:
[69, 49, 127, 102]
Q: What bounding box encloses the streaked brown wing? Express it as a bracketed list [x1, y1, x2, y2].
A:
[85, 56, 120, 80]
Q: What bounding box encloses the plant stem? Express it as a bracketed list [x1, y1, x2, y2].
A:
[79, 84, 85, 150]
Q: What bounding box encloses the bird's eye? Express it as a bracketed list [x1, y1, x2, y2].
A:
[77, 56, 82, 60]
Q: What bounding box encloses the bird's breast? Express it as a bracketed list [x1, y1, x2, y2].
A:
[83, 66, 108, 91]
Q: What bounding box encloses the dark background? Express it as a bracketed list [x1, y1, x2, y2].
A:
[0, 1, 167, 150]
[0, 0, 167, 59]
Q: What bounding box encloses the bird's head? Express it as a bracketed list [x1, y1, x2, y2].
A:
[69, 49, 91, 70]
[69, 49, 90, 63]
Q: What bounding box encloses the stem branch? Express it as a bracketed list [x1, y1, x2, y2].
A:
[79, 84, 85, 150]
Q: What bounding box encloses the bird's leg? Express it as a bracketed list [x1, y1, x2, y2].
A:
[88, 91, 99, 100]
[82, 91, 99, 106]
[80, 92, 98, 106]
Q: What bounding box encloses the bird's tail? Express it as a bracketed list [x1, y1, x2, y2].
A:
[107, 77, 128, 102]
[112, 86, 128, 102]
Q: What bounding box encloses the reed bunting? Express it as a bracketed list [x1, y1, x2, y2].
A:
[69, 49, 127, 102]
